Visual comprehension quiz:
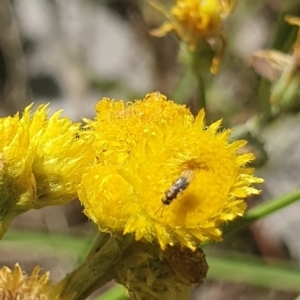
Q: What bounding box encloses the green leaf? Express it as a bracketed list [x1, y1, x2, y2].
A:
[207, 253, 300, 292]
[2, 228, 96, 259]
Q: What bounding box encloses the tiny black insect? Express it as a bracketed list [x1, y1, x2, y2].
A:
[156, 170, 194, 216]
[162, 170, 194, 205]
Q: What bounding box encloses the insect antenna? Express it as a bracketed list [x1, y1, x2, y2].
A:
[155, 204, 164, 217]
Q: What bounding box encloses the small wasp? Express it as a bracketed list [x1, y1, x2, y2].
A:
[156, 170, 194, 216]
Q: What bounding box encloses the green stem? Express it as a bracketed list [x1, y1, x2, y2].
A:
[178, 42, 212, 112]
[171, 68, 195, 104]
[201, 188, 300, 249]
[257, 78, 272, 120]
[193, 67, 207, 110]
[224, 188, 300, 235]
[190, 47, 211, 111]
[52, 232, 133, 300]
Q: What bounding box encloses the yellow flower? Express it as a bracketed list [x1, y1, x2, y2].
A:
[150, 0, 236, 73]
[0, 104, 94, 238]
[79, 92, 263, 250]
[20, 104, 94, 208]
[0, 263, 52, 299]
[0, 114, 36, 237]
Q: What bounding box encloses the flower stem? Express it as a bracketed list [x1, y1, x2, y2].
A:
[224, 188, 300, 236]
[178, 42, 213, 111]
[201, 188, 300, 249]
[193, 66, 207, 110]
[52, 232, 133, 300]
[190, 44, 212, 111]
[171, 68, 195, 104]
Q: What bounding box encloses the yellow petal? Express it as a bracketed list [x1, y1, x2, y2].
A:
[79, 92, 263, 250]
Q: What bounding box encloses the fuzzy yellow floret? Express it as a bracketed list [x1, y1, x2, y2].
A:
[0, 263, 52, 299]
[79, 92, 263, 250]
[0, 104, 94, 238]
[150, 0, 236, 72]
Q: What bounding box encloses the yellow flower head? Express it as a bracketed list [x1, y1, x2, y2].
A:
[0, 104, 94, 238]
[79, 92, 263, 250]
[150, 0, 236, 73]
[0, 113, 36, 237]
[0, 263, 52, 299]
[20, 104, 94, 208]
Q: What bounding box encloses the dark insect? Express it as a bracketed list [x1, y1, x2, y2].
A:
[162, 170, 194, 205]
[156, 170, 194, 217]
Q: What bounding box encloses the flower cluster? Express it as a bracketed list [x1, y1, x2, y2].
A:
[79, 92, 263, 250]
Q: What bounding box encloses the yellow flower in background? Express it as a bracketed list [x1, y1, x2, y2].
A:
[79, 92, 263, 250]
[0, 263, 52, 299]
[150, 0, 236, 73]
[0, 104, 94, 238]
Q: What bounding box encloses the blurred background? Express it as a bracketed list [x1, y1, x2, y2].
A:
[1, 0, 300, 299]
